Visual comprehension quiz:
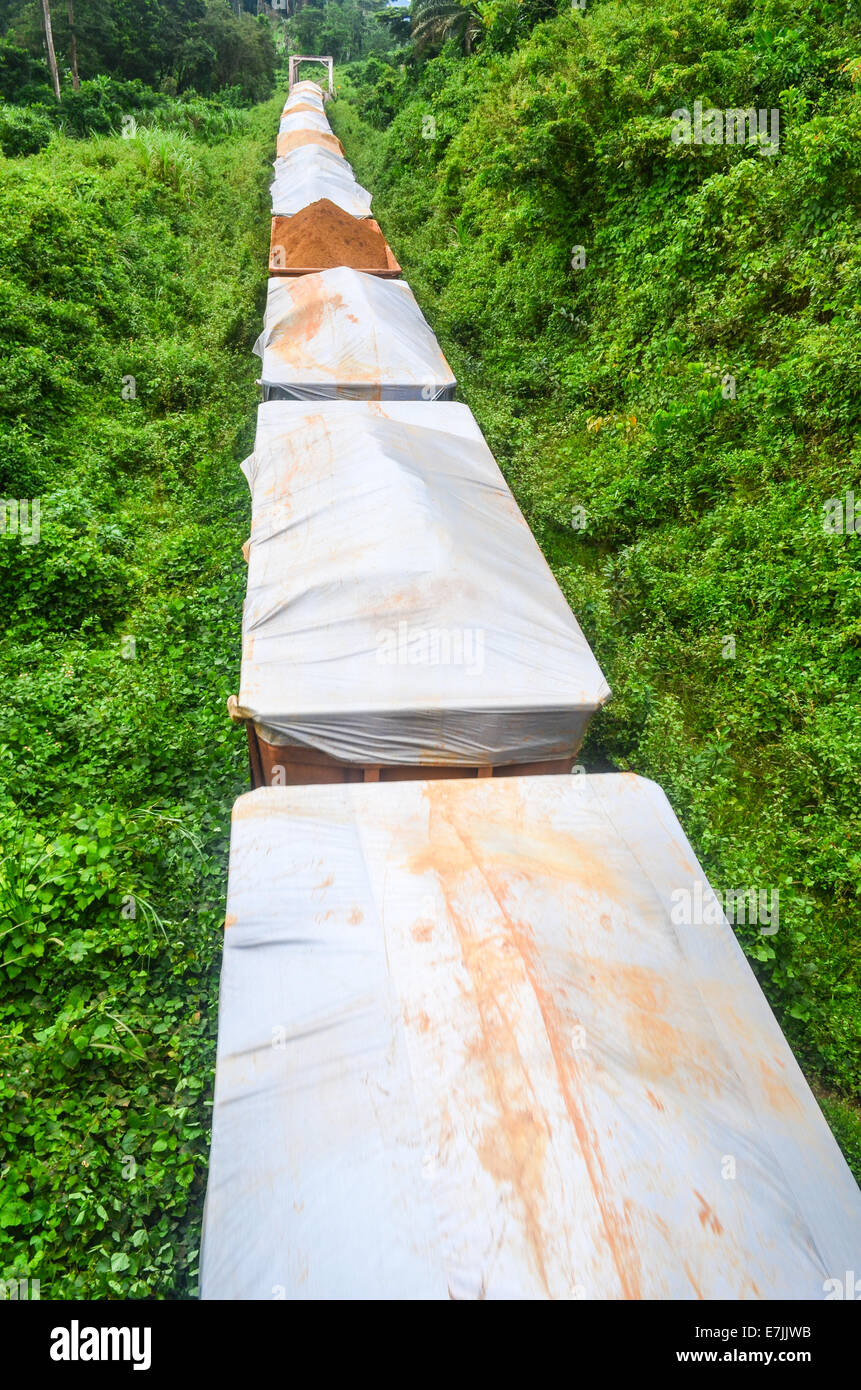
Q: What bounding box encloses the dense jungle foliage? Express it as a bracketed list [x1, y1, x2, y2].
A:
[0, 0, 277, 150]
[0, 90, 277, 1294]
[0, 0, 859, 1299]
[0, 0, 277, 94]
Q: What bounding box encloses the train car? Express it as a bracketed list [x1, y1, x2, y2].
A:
[276, 130, 345, 159]
[252, 268, 456, 401]
[282, 92, 326, 116]
[271, 172, 372, 220]
[278, 110, 333, 137]
[272, 143, 357, 183]
[267, 208, 398, 277]
[270, 147, 372, 219]
[199, 773, 861, 1299]
[290, 80, 325, 100]
[228, 399, 609, 784]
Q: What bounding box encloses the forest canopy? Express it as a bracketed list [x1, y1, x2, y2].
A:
[0, 0, 277, 104]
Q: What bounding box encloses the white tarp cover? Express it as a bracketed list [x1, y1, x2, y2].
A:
[200, 774, 861, 1300]
[278, 110, 332, 135]
[272, 145, 355, 184]
[236, 400, 609, 763]
[282, 92, 325, 114]
[253, 269, 456, 402]
[270, 160, 372, 218]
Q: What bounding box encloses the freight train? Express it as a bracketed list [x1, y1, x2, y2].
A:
[199, 74, 861, 1300]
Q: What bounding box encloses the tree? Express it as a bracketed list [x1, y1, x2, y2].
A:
[1, 0, 275, 97]
[67, 0, 79, 89]
[176, 1, 276, 99]
[287, 0, 393, 63]
[0, 36, 52, 101]
[39, 0, 61, 99]
[376, 5, 411, 46]
[410, 0, 481, 56]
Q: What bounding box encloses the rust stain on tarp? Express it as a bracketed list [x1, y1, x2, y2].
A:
[758, 1056, 804, 1116]
[265, 287, 398, 384]
[267, 283, 345, 361]
[407, 778, 645, 1299]
[252, 414, 337, 512]
[205, 780, 861, 1299]
[693, 1190, 724, 1236]
[435, 881, 555, 1295]
[682, 1261, 705, 1300]
[262, 276, 454, 393]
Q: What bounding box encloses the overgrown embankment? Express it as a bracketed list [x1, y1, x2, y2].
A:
[0, 99, 279, 1296]
[330, 0, 861, 1175]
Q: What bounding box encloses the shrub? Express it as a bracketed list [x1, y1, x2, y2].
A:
[0, 104, 54, 157]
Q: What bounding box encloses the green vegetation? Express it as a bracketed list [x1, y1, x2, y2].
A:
[287, 0, 401, 63]
[0, 93, 279, 1296]
[329, 0, 861, 1160]
[0, 2, 277, 159]
[0, 79, 254, 157]
[0, 1, 277, 99]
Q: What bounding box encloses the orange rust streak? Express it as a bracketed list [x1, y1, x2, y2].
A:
[758, 1057, 804, 1116]
[693, 1190, 724, 1236]
[432, 872, 554, 1296]
[425, 783, 644, 1300]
